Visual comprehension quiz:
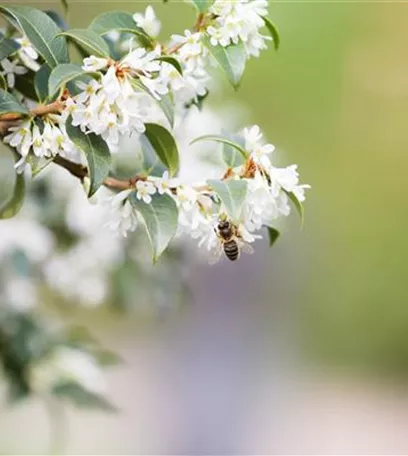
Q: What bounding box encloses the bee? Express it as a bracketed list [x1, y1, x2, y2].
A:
[210, 218, 254, 263]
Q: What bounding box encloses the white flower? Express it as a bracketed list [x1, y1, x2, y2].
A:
[151, 171, 180, 195]
[160, 62, 185, 92]
[15, 36, 40, 71]
[140, 74, 168, 100]
[133, 6, 161, 38]
[243, 124, 275, 167]
[104, 188, 139, 237]
[4, 120, 32, 158]
[99, 65, 122, 102]
[172, 30, 206, 65]
[176, 185, 198, 210]
[82, 56, 109, 72]
[207, 25, 231, 47]
[76, 79, 101, 104]
[0, 58, 27, 88]
[136, 180, 156, 204]
[121, 47, 161, 75]
[31, 124, 49, 158]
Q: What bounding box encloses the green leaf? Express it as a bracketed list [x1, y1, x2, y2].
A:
[142, 123, 179, 176]
[0, 5, 68, 68]
[190, 134, 248, 160]
[48, 63, 88, 97]
[0, 156, 25, 219]
[208, 179, 248, 222]
[34, 64, 52, 102]
[0, 89, 28, 115]
[266, 226, 280, 247]
[190, 0, 215, 13]
[202, 36, 246, 88]
[89, 11, 151, 45]
[155, 56, 183, 75]
[60, 29, 110, 58]
[129, 192, 178, 262]
[221, 130, 246, 167]
[132, 80, 175, 128]
[65, 119, 111, 196]
[52, 382, 117, 412]
[0, 73, 6, 90]
[26, 155, 53, 178]
[158, 91, 175, 128]
[45, 10, 68, 32]
[263, 16, 280, 51]
[0, 38, 20, 61]
[14, 71, 39, 101]
[284, 190, 304, 229]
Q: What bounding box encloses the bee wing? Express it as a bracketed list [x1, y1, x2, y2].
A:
[208, 242, 223, 264]
[239, 240, 255, 256]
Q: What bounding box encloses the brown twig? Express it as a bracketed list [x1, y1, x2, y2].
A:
[0, 100, 64, 122]
[53, 155, 144, 192]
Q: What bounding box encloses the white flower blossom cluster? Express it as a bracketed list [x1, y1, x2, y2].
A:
[102, 124, 310, 261]
[0, 4, 307, 270]
[208, 0, 270, 56]
[2, 2, 275, 168]
[4, 117, 81, 171]
[0, 35, 40, 88]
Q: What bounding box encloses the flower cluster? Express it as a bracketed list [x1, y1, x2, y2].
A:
[4, 117, 80, 171]
[0, 34, 40, 88]
[103, 124, 309, 262]
[208, 0, 270, 57]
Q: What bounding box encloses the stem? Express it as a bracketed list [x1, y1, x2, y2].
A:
[0, 100, 64, 122]
[53, 155, 143, 191]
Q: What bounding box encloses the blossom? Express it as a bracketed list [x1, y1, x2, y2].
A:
[133, 6, 161, 38]
[75, 79, 102, 104]
[0, 58, 27, 88]
[207, 0, 271, 57]
[121, 47, 161, 75]
[244, 124, 275, 167]
[136, 180, 156, 204]
[4, 120, 32, 161]
[82, 56, 109, 72]
[15, 36, 40, 71]
[150, 171, 180, 195]
[104, 189, 139, 237]
[31, 124, 48, 158]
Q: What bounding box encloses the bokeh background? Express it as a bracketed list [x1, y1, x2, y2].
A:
[2, 0, 408, 454]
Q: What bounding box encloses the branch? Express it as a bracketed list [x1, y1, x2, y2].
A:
[53, 155, 143, 191]
[0, 100, 64, 122]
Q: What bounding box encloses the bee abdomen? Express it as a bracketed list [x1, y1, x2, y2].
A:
[223, 240, 239, 261]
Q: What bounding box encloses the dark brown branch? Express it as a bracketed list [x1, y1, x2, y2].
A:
[53, 155, 88, 181]
[53, 155, 144, 191]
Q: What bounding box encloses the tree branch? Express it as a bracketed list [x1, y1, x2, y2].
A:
[53, 155, 143, 192]
[0, 100, 64, 122]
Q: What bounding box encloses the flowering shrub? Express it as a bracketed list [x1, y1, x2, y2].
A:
[0, 0, 309, 414]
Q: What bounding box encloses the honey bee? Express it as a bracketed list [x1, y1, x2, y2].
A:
[210, 218, 254, 263]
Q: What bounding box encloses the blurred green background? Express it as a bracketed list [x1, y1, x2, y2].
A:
[17, 0, 408, 372]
